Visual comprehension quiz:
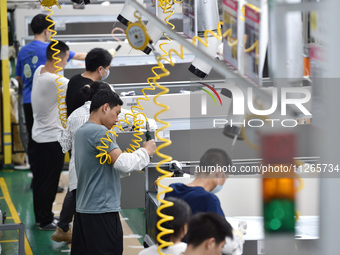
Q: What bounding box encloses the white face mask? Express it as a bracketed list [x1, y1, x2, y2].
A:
[100, 68, 110, 81]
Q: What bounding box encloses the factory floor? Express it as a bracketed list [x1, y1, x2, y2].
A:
[0, 169, 146, 255]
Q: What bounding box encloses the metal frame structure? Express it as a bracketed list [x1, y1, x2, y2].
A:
[1, 0, 13, 168]
[127, 0, 303, 121]
[0, 223, 25, 254]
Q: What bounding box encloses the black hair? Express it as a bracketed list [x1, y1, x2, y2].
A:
[80, 81, 112, 102]
[198, 148, 232, 175]
[90, 89, 123, 113]
[46, 40, 69, 61]
[85, 48, 112, 72]
[156, 197, 191, 246]
[186, 212, 233, 248]
[31, 14, 55, 35]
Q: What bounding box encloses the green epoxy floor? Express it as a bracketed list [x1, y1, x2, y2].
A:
[0, 170, 146, 255]
[120, 208, 145, 245]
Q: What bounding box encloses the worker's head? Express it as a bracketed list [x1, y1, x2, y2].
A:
[46, 40, 70, 69]
[85, 48, 113, 81]
[31, 14, 54, 40]
[186, 212, 233, 255]
[80, 81, 113, 102]
[90, 89, 123, 129]
[197, 148, 232, 193]
[157, 197, 191, 245]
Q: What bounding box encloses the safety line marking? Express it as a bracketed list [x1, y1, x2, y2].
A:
[0, 239, 19, 243]
[0, 178, 33, 255]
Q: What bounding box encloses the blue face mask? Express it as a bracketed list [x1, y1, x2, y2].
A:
[210, 174, 225, 194]
[211, 184, 223, 194]
[100, 68, 110, 81]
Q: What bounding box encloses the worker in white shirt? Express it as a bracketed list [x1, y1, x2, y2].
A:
[31, 40, 70, 230]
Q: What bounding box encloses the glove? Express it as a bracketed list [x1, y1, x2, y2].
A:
[222, 221, 247, 255]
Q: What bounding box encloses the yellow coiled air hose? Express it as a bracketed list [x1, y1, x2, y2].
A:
[153, 50, 185, 253]
[243, 4, 259, 69]
[40, 1, 67, 128]
[192, 21, 234, 54]
[154, 1, 183, 253]
[96, 14, 156, 163]
[157, 0, 175, 56]
[95, 6, 184, 254]
[95, 110, 151, 163]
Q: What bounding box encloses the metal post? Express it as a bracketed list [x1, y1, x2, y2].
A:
[318, 0, 340, 253]
[0, 223, 25, 254]
[266, 1, 303, 254]
[0, 0, 13, 168]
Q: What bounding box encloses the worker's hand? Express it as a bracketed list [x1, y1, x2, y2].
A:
[143, 139, 156, 156]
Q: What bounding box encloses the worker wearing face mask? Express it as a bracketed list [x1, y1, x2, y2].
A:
[65, 47, 113, 117]
[164, 149, 245, 255]
[165, 148, 231, 217]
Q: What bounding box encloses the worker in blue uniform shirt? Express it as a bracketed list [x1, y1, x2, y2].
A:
[165, 148, 231, 217]
[165, 148, 245, 255]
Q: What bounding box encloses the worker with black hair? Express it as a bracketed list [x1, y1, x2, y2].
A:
[51, 81, 112, 243]
[31, 40, 70, 230]
[71, 89, 156, 255]
[15, 13, 86, 189]
[66, 47, 113, 117]
[139, 197, 192, 255]
[165, 148, 231, 217]
[183, 212, 233, 255]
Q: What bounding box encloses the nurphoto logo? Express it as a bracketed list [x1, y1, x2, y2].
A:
[199, 83, 223, 115]
[200, 83, 312, 128]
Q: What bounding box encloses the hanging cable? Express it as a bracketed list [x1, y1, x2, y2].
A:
[191, 21, 229, 51]
[96, 12, 157, 164]
[150, 1, 183, 253]
[111, 27, 125, 53]
[95, 5, 184, 253]
[40, 1, 67, 129]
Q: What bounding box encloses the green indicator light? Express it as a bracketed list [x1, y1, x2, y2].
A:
[273, 207, 284, 219]
[264, 199, 295, 233]
[270, 219, 281, 230]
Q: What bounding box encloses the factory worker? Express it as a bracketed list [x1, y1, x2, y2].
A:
[71, 89, 156, 255]
[182, 212, 233, 255]
[66, 47, 112, 117]
[53, 46, 113, 242]
[15, 13, 86, 192]
[165, 148, 245, 255]
[139, 197, 191, 255]
[31, 41, 70, 230]
[52, 82, 113, 243]
[165, 148, 230, 217]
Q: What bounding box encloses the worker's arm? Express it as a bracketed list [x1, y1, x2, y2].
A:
[72, 52, 87, 61]
[58, 123, 72, 153]
[15, 76, 23, 89]
[109, 139, 156, 173]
